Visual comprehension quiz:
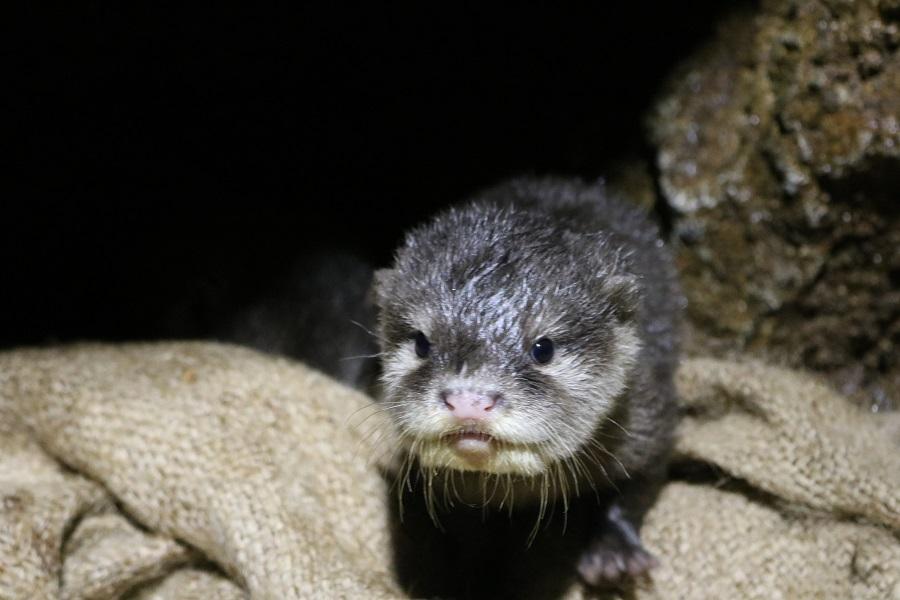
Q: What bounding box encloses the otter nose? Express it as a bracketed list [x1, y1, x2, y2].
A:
[441, 390, 501, 420]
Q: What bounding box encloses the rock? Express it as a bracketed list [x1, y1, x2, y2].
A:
[645, 0, 900, 411]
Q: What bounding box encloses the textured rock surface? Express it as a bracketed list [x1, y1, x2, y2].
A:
[643, 0, 900, 410]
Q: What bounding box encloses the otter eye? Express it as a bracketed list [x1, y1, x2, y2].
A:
[530, 337, 554, 364]
[414, 331, 431, 358]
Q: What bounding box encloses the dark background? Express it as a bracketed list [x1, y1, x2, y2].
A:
[8, 3, 725, 348]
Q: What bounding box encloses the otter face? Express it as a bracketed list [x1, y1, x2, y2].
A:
[373, 204, 641, 476]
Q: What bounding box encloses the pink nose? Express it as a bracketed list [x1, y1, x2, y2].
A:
[442, 390, 500, 420]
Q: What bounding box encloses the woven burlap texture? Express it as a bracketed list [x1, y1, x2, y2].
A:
[1, 342, 898, 599]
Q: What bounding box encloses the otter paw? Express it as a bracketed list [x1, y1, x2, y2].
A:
[577, 527, 658, 586]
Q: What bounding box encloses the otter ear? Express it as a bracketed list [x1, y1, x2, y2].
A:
[369, 268, 396, 308]
[602, 273, 639, 321]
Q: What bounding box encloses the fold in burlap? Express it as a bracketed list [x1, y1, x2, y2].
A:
[1, 343, 898, 599]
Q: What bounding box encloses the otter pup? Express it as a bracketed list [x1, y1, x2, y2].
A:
[372, 177, 682, 587]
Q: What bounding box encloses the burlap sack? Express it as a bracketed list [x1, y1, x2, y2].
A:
[1, 343, 897, 599]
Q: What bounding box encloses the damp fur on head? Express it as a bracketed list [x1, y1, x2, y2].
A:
[372, 193, 650, 480]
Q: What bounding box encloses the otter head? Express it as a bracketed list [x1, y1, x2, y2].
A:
[373, 203, 641, 477]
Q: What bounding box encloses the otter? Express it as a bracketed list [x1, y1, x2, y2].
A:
[371, 177, 683, 588]
[223, 176, 682, 590]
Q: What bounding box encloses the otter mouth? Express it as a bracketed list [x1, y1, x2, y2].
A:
[414, 432, 547, 475]
[442, 430, 494, 457]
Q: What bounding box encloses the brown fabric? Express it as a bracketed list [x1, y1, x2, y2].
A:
[0, 343, 897, 599]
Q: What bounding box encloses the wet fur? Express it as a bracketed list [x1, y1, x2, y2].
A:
[373, 177, 683, 586]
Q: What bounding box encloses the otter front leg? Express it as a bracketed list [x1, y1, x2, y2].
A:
[577, 502, 658, 586]
[576, 466, 666, 587]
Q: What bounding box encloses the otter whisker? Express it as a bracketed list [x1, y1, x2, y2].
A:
[343, 400, 406, 431]
[603, 415, 634, 438]
[339, 352, 383, 361]
[348, 319, 386, 343]
[587, 438, 630, 479]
